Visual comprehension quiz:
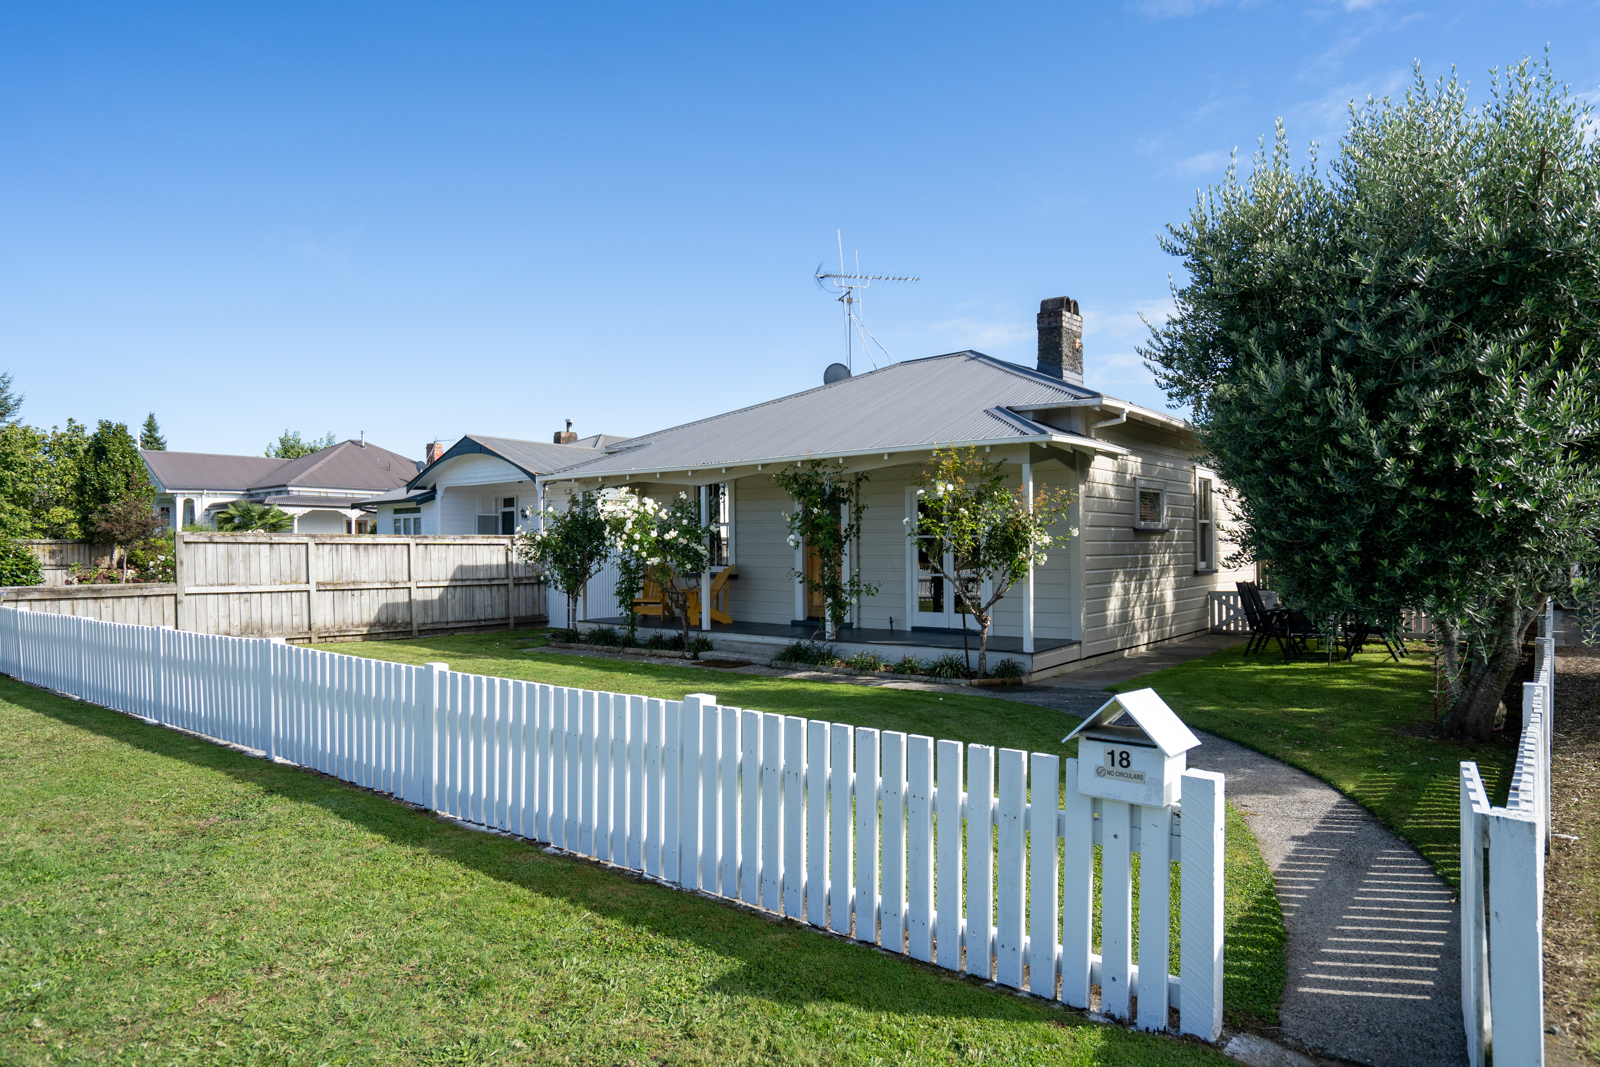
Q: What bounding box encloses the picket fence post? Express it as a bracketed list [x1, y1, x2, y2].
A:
[1180, 769, 1225, 1041]
[423, 662, 446, 812]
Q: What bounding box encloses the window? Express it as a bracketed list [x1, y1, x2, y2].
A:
[476, 514, 498, 535]
[393, 507, 421, 535]
[706, 483, 732, 567]
[1134, 480, 1167, 531]
[1195, 474, 1215, 572]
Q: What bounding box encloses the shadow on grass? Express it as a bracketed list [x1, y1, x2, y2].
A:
[2, 678, 1118, 1031]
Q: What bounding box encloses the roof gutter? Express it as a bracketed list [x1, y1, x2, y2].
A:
[539, 432, 1128, 487]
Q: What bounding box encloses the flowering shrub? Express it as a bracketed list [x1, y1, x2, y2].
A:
[601, 489, 710, 648]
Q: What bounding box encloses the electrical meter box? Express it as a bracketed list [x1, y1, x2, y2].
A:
[1061, 688, 1201, 808]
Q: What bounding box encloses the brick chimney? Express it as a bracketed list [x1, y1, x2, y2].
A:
[1036, 296, 1084, 384]
[553, 419, 577, 445]
[424, 441, 446, 465]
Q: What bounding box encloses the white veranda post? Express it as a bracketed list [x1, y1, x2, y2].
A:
[699, 485, 711, 632]
[1022, 458, 1035, 654]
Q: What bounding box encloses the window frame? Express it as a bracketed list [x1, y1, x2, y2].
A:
[1133, 478, 1169, 532]
[1194, 469, 1216, 573]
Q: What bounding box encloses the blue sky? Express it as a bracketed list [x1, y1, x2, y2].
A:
[3, 2, 1597, 459]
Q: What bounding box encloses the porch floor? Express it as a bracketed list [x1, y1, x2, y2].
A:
[580, 616, 1078, 656]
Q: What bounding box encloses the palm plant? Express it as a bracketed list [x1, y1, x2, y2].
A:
[214, 501, 294, 532]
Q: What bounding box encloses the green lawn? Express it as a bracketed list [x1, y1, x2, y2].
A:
[1106, 644, 1521, 888]
[0, 677, 1246, 1066]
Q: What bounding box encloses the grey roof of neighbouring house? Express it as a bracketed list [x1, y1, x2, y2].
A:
[247, 440, 418, 492]
[141, 450, 288, 492]
[407, 434, 616, 489]
[545, 351, 1170, 480]
[360, 485, 437, 508]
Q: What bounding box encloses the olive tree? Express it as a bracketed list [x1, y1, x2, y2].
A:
[1141, 59, 1600, 740]
[905, 446, 1075, 677]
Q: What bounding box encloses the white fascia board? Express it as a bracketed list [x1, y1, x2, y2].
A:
[1023, 396, 1190, 433]
[536, 433, 1115, 487]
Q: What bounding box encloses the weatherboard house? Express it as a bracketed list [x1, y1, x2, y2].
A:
[540, 296, 1252, 678]
[141, 438, 417, 534]
[364, 427, 630, 536]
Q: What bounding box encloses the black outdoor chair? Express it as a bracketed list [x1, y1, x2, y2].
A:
[1278, 609, 1321, 660]
[1342, 619, 1407, 662]
[1236, 581, 1274, 655]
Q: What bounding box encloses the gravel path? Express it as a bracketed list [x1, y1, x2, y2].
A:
[980, 682, 1466, 1067]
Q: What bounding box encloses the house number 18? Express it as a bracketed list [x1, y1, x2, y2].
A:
[1105, 749, 1132, 769]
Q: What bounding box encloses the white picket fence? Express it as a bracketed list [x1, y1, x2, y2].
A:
[0, 605, 1226, 1038]
[1459, 601, 1556, 1067]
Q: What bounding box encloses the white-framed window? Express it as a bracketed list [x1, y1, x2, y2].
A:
[1195, 471, 1215, 572]
[393, 507, 422, 535]
[1134, 479, 1167, 531]
[706, 482, 733, 567]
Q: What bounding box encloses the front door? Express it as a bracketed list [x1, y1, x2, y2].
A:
[805, 543, 827, 620]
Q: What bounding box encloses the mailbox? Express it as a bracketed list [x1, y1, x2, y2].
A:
[1061, 688, 1201, 808]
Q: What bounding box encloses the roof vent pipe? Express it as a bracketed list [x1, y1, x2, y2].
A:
[1037, 296, 1084, 385]
[359, 430, 366, 448]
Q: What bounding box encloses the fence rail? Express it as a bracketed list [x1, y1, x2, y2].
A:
[1459, 601, 1555, 1067]
[0, 605, 1226, 1039]
[3, 532, 547, 643]
[1207, 590, 1440, 641]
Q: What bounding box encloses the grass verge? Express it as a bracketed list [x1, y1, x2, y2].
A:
[0, 676, 1245, 1066]
[1105, 644, 1519, 888]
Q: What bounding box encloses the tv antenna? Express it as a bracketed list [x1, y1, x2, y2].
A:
[814, 230, 918, 374]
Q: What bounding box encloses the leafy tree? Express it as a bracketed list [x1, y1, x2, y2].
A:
[0, 539, 43, 586]
[1141, 59, 1600, 740]
[774, 463, 879, 639]
[906, 447, 1075, 677]
[139, 413, 166, 451]
[74, 421, 153, 536]
[0, 371, 21, 427]
[517, 490, 611, 630]
[214, 501, 294, 532]
[266, 430, 337, 460]
[91, 497, 167, 580]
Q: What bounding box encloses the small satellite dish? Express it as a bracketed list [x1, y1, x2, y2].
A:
[824, 362, 852, 385]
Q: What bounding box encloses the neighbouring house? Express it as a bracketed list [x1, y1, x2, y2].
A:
[364, 425, 630, 536]
[538, 295, 1253, 677]
[142, 438, 418, 533]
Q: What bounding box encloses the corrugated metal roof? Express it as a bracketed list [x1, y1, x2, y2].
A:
[141, 450, 287, 491]
[547, 352, 1105, 479]
[408, 434, 611, 488]
[248, 440, 417, 491]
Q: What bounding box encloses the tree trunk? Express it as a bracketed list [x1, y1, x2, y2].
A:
[1442, 593, 1546, 742]
[976, 613, 991, 678]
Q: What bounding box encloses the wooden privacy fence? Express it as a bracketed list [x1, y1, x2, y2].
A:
[1, 532, 546, 642]
[1459, 600, 1556, 1067]
[1, 606, 1227, 1040]
[20, 540, 111, 586]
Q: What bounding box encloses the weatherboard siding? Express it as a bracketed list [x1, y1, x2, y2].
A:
[1077, 422, 1249, 659]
